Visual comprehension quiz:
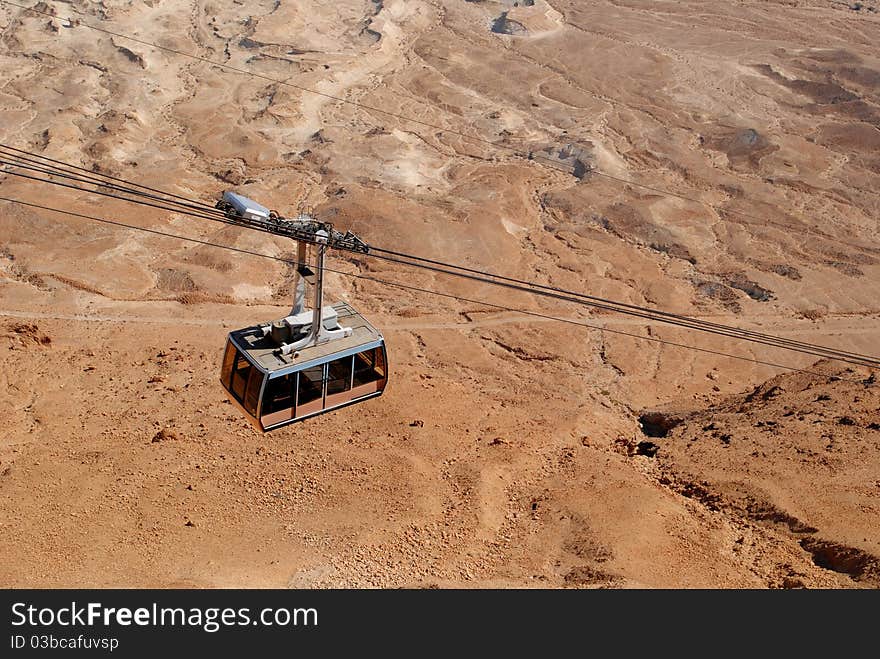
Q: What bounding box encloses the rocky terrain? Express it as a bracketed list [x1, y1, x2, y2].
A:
[0, 0, 878, 587]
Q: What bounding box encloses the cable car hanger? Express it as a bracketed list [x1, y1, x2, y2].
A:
[214, 190, 369, 355]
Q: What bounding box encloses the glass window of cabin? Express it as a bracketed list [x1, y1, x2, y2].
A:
[326, 355, 353, 396]
[262, 374, 294, 416]
[231, 353, 252, 402]
[297, 364, 324, 407]
[374, 347, 386, 377]
[221, 342, 236, 389]
[353, 348, 385, 386]
[243, 366, 263, 417]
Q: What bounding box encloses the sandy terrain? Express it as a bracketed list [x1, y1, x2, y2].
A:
[0, 0, 878, 588]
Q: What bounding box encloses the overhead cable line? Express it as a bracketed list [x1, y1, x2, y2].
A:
[3, 150, 879, 369]
[364, 251, 880, 368]
[2, 152, 878, 368]
[365, 245, 880, 363]
[0, 147, 228, 219]
[0, 193, 869, 382]
[4, 142, 866, 366]
[0, 143, 226, 216]
[0, 158, 244, 225]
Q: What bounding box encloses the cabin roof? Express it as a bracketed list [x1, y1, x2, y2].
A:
[229, 301, 384, 375]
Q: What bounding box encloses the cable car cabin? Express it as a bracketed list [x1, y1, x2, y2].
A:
[220, 301, 387, 431]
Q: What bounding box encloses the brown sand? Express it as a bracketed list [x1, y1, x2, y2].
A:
[0, 0, 878, 588]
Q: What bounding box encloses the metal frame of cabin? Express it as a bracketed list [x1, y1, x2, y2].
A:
[221, 301, 387, 431]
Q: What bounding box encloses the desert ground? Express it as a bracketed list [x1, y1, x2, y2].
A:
[0, 0, 878, 588]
